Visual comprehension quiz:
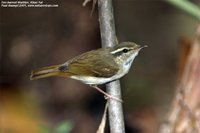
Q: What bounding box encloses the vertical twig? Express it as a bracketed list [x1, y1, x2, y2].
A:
[96, 101, 108, 133]
[97, 0, 125, 133]
[159, 24, 200, 133]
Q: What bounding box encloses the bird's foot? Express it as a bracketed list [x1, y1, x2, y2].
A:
[90, 85, 123, 102]
[104, 95, 123, 102]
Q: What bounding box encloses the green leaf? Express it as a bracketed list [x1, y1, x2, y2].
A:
[55, 121, 73, 133]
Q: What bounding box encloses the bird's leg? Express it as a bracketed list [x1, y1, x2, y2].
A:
[90, 85, 123, 102]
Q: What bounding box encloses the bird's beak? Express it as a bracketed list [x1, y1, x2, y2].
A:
[136, 45, 148, 51]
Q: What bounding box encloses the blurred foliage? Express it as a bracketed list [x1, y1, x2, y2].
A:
[39, 121, 73, 133]
[167, 0, 200, 20]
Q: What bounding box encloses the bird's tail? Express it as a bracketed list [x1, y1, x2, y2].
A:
[30, 65, 69, 80]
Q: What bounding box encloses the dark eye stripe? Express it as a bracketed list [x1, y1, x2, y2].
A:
[112, 51, 124, 57]
[58, 65, 68, 71]
[123, 49, 129, 53]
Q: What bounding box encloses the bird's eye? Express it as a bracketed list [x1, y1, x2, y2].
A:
[123, 48, 129, 53]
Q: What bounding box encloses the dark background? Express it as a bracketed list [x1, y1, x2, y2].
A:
[1, 0, 199, 133]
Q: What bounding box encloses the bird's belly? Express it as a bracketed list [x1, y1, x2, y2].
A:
[70, 72, 126, 85]
[70, 76, 114, 85]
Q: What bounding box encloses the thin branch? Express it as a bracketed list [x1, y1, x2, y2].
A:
[98, 0, 125, 133]
[167, 0, 200, 20]
[96, 101, 108, 133]
[82, 0, 97, 16]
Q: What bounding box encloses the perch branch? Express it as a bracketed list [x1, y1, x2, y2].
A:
[97, 0, 125, 133]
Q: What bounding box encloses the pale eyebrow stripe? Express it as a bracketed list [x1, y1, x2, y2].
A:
[110, 47, 129, 54]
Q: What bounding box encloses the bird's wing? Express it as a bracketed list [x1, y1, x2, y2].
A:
[62, 49, 119, 78]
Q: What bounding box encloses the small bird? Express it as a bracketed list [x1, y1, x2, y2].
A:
[30, 42, 147, 102]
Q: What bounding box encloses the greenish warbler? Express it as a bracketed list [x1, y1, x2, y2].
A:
[30, 42, 147, 102]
